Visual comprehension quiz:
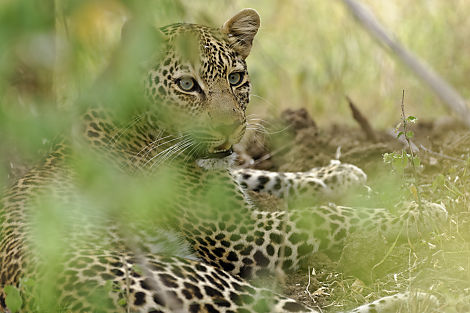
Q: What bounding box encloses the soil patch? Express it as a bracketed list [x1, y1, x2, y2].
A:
[237, 108, 470, 312]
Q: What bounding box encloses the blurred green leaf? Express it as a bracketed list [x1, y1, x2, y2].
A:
[4, 285, 23, 313]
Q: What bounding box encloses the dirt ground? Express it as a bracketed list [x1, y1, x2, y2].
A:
[237, 108, 470, 312]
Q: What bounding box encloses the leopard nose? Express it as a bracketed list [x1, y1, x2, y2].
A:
[213, 121, 241, 137]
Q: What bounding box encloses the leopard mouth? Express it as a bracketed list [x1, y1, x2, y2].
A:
[205, 140, 234, 158]
[206, 147, 233, 159]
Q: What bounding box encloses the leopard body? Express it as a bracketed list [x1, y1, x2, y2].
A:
[0, 9, 445, 313]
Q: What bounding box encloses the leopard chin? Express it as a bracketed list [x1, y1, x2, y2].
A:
[196, 152, 237, 170]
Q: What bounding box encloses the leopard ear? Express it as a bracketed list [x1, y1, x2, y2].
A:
[221, 9, 260, 58]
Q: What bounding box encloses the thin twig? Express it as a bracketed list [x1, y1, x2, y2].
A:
[419, 144, 466, 163]
[400, 90, 422, 205]
[400, 90, 416, 165]
[305, 266, 322, 309]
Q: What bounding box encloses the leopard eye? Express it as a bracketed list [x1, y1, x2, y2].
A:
[228, 72, 243, 86]
[177, 76, 197, 92]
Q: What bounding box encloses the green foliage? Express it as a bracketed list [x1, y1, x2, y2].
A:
[382, 92, 424, 207]
[383, 150, 421, 172]
[383, 150, 417, 172]
[0, 0, 468, 311]
[431, 173, 464, 197]
[395, 115, 417, 141]
[385, 92, 421, 177]
[431, 173, 446, 192]
[4, 285, 23, 313]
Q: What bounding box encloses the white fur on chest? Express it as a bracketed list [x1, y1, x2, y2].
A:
[196, 153, 237, 170]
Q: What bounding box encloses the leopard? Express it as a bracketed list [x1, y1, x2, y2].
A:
[0, 8, 447, 313]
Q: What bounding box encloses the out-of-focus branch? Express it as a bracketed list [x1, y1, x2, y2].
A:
[341, 0, 470, 128]
[54, 0, 74, 109]
[347, 96, 377, 142]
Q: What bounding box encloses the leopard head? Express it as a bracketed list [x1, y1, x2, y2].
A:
[144, 9, 260, 159]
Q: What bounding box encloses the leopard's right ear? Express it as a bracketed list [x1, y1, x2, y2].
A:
[221, 9, 260, 59]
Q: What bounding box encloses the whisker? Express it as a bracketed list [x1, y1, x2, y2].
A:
[251, 94, 276, 107]
[246, 120, 291, 135]
[135, 137, 176, 167]
[155, 141, 189, 166]
[246, 122, 268, 129]
[146, 142, 183, 169]
[110, 114, 145, 146]
[246, 111, 286, 130]
[162, 141, 193, 166]
[246, 122, 269, 134]
[152, 137, 191, 164]
[141, 135, 188, 168]
[247, 116, 280, 129]
[133, 130, 165, 157]
[246, 118, 267, 123]
[150, 139, 192, 169]
[135, 134, 173, 159]
[183, 142, 202, 163]
[246, 127, 267, 134]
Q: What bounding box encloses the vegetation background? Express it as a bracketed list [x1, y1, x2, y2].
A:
[0, 0, 469, 312]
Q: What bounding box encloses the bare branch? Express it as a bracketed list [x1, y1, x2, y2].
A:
[347, 96, 377, 142]
[341, 0, 470, 128]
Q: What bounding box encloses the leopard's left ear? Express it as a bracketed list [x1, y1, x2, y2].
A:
[221, 9, 260, 58]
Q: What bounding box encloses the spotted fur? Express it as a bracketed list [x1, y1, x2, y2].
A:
[0, 9, 445, 313]
[232, 160, 368, 199]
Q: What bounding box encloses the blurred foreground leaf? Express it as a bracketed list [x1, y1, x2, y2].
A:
[4, 285, 23, 313]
